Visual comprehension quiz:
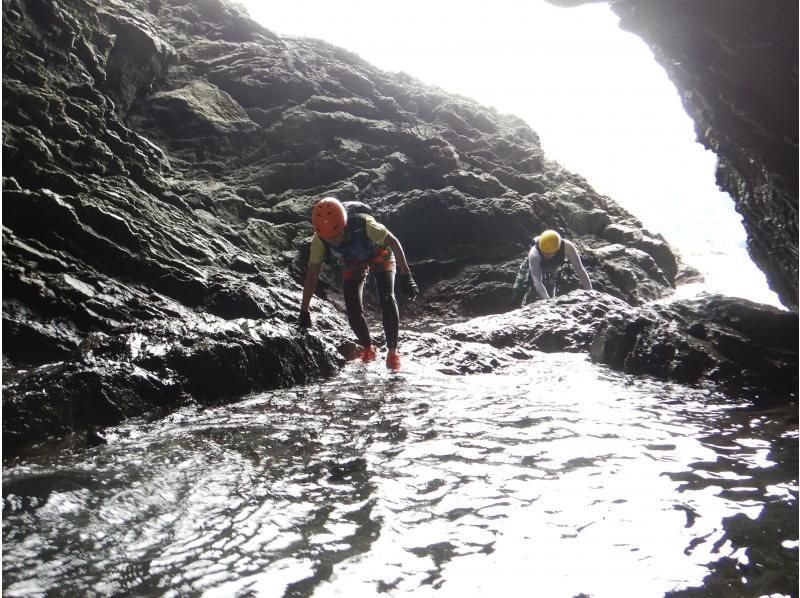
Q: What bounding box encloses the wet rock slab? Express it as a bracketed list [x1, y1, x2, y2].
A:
[412, 291, 798, 399]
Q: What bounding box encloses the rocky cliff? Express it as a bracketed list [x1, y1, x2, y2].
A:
[2, 0, 796, 453]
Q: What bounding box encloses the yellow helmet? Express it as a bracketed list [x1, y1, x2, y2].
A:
[538, 230, 561, 254]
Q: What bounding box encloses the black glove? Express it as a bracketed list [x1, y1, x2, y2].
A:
[399, 272, 419, 301]
[298, 309, 312, 328]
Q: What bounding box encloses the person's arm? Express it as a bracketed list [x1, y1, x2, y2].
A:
[383, 231, 411, 275]
[299, 236, 326, 326]
[367, 219, 418, 298]
[564, 240, 592, 291]
[528, 247, 550, 300]
[301, 261, 322, 312]
[383, 229, 419, 299]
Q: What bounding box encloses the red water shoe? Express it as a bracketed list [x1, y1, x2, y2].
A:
[386, 352, 401, 371]
[359, 345, 378, 362]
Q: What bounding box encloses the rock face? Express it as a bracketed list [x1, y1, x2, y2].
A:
[2, 0, 796, 452]
[550, 0, 798, 309]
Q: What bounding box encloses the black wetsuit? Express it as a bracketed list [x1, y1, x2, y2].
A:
[344, 271, 398, 349]
[322, 214, 399, 349]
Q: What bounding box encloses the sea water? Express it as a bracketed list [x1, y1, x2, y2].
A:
[3, 353, 797, 597]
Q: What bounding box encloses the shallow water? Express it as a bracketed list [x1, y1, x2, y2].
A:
[3, 353, 797, 597]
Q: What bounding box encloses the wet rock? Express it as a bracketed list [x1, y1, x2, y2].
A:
[85, 429, 108, 447]
[3, 310, 350, 451]
[439, 291, 629, 353]
[2, 358, 184, 451]
[402, 330, 516, 376]
[2, 0, 796, 453]
[591, 293, 798, 393]
[406, 291, 798, 400]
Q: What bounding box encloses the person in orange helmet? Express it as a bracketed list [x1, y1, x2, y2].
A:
[299, 197, 418, 371]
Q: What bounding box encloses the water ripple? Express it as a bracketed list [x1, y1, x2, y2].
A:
[3, 355, 796, 597]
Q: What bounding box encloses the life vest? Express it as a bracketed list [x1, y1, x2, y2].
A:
[320, 202, 378, 262]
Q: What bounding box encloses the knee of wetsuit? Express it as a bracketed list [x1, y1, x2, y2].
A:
[379, 291, 397, 309]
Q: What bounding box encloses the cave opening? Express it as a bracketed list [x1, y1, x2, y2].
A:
[241, 0, 783, 307]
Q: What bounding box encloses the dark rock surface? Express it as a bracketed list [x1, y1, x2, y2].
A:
[2, 0, 796, 453]
[430, 291, 797, 395]
[550, 0, 798, 310]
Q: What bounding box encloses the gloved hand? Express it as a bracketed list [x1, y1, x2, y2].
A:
[399, 272, 419, 301]
[298, 309, 312, 328]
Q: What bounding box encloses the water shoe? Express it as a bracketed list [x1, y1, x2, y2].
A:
[359, 345, 378, 362]
[386, 352, 401, 371]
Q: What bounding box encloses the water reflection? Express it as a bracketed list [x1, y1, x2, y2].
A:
[3, 354, 797, 597]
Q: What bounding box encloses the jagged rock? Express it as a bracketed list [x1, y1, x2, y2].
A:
[145, 80, 259, 136]
[440, 291, 628, 353]
[421, 291, 798, 396]
[591, 293, 798, 392]
[2, 0, 795, 453]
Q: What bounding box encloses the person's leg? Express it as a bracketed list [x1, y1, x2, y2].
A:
[343, 271, 371, 349]
[373, 270, 399, 350]
[369, 248, 402, 370]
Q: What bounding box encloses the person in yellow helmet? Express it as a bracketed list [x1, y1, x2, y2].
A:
[299, 197, 418, 371]
[512, 229, 591, 305]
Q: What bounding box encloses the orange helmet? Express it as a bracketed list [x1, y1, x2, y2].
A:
[312, 197, 347, 239]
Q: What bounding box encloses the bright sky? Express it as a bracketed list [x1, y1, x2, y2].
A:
[237, 0, 779, 305]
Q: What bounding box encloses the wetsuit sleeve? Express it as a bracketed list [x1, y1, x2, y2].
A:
[364, 216, 388, 245]
[528, 246, 550, 300]
[308, 234, 327, 265]
[564, 240, 592, 291]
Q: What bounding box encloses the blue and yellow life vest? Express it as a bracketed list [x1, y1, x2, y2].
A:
[320, 212, 378, 262]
